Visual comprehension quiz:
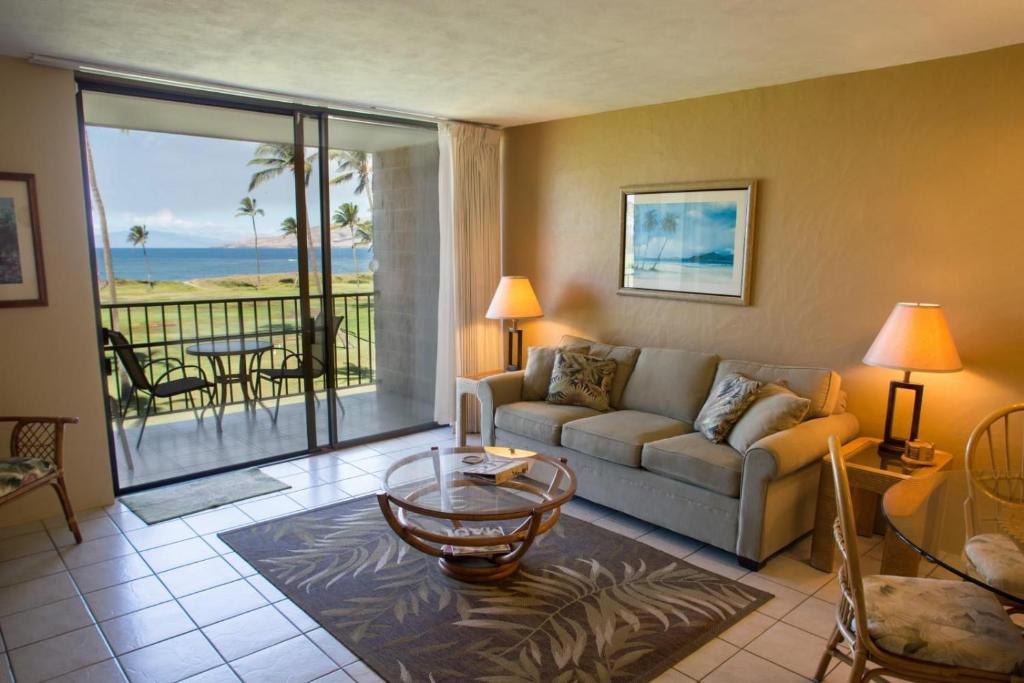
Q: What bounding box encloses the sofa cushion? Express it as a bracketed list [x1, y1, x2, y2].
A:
[494, 401, 600, 446]
[728, 383, 811, 453]
[694, 373, 762, 443]
[561, 410, 688, 468]
[560, 335, 640, 409]
[547, 350, 617, 411]
[523, 346, 568, 401]
[714, 360, 840, 418]
[619, 347, 719, 424]
[641, 433, 744, 497]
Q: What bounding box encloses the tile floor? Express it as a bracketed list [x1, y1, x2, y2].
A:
[0, 426, 956, 682]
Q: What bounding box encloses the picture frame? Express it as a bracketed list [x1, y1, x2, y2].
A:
[618, 179, 757, 306]
[0, 172, 47, 307]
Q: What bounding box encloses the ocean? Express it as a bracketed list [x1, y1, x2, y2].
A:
[95, 247, 374, 281]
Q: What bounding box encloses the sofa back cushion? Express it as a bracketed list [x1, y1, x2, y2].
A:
[619, 347, 719, 424]
[713, 360, 841, 418]
[559, 335, 640, 409]
[523, 345, 591, 401]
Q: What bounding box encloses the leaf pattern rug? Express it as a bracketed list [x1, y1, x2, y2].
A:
[220, 496, 772, 682]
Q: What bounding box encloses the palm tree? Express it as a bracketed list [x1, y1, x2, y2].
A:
[330, 150, 373, 207]
[648, 212, 680, 271]
[638, 208, 659, 266]
[354, 219, 373, 273]
[84, 130, 118, 322]
[235, 197, 265, 288]
[247, 143, 315, 191]
[333, 202, 361, 272]
[280, 216, 297, 237]
[126, 224, 153, 288]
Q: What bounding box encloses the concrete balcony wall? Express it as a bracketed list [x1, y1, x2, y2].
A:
[370, 141, 440, 408]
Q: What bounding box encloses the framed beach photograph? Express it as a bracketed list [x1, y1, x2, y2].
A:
[618, 179, 757, 305]
[0, 172, 46, 307]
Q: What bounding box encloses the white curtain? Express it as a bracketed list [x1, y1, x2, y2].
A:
[434, 122, 503, 425]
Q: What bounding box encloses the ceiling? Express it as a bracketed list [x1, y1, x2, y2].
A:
[2, 0, 1023, 127]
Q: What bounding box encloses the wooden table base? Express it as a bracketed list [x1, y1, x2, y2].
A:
[438, 556, 521, 583]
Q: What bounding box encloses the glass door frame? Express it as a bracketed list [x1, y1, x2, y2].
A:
[76, 75, 435, 495]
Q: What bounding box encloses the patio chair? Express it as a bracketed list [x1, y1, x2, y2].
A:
[105, 328, 218, 447]
[251, 313, 346, 423]
[814, 434, 1024, 682]
[0, 417, 81, 543]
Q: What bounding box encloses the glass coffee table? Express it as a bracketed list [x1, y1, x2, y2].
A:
[377, 446, 576, 583]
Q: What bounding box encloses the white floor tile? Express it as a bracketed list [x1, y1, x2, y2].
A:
[71, 553, 154, 594]
[674, 638, 739, 679]
[0, 595, 94, 649]
[591, 512, 656, 539]
[49, 516, 121, 548]
[336, 474, 382, 497]
[182, 665, 242, 682]
[7, 625, 112, 683]
[125, 520, 197, 552]
[0, 572, 77, 617]
[738, 572, 811, 619]
[274, 600, 319, 633]
[718, 610, 776, 648]
[0, 550, 65, 588]
[746, 621, 829, 678]
[84, 575, 173, 621]
[287, 484, 350, 509]
[247, 574, 285, 602]
[686, 546, 748, 580]
[237, 495, 304, 521]
[59, 535, 136, 570]
[118, 631, 223, 683]
[307, 628, 357, 667]
[99, 601, 196, 655]
[637, 528, 704, 558]
[185, 508, 255, 536]
[652, 667, 695, 682]
[704, 650, 807, 682]
[0, 531, 54, 562]
[758, 554, 833, 595]
[781, 596, 837, 636]
[159, 557, 240, 597]
[178, 580, 268, 627]
[230, 635, 336, 683]
[47, 658, 128, 682]
[202, 605, 298, 661]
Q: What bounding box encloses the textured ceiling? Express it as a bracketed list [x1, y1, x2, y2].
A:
[1, 0, 1023, 127]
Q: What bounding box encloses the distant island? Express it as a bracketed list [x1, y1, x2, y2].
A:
[679, 250, 734, 265]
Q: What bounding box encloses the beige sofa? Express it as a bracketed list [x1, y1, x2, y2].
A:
[477, 338, 859, 569]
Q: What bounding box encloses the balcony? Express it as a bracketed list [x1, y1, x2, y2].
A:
[102, 292, 436, 489]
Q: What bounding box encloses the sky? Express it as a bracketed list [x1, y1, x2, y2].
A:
[633, 201, 738, 258]
[85, 126, 370, 246]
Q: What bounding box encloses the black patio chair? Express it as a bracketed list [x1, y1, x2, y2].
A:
[105, 329, 218, 446]
[250, 313, 346, 423]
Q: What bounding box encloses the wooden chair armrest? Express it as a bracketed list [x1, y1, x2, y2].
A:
[3, 417, 78, 468]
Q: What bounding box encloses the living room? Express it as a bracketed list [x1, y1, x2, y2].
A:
[1, 2, 1023, 682]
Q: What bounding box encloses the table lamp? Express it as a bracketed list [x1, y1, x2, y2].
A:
[486, 276, 543, 371]
[863, 302, 962, 454]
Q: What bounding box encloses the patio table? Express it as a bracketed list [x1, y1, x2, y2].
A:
[186, 339, 272, 416]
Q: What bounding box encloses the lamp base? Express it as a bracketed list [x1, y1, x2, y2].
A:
[881, 380, 923, 456]
[505, 326, 524, 371]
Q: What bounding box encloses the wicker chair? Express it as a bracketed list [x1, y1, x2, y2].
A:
[814, 435, 1024, 682]
[105, 328, 218, 446]
[0, 417, 81, 543]
[251, 313, 346, 423]
[963, 403, 1024, 599]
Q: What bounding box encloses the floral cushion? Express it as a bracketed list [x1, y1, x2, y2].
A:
[0, 458, 56, 497]
[965, 532, 1024, 596]
[546, 350, 616, 412]
[694, 373, 762, 443]
[863, 574, 1024, 674]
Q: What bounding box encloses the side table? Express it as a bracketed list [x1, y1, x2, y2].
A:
[810, 436, 951, 576]
[454, 369, 505, 446]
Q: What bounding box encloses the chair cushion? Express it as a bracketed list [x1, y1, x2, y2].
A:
[494, 401, 600, 446]
[562, 411, 687, 468]
[546, 350, 617, 411]
[152, 376, 211, 398]
[559, 335, 640, 409]
[863, 574, 1024, 675]
[713, 360, 841, 419]
[965, 533, 1024, 597]
[619, 347, 719, 424]
[641, 433, 744, 497]
[0, 458, 56, 496]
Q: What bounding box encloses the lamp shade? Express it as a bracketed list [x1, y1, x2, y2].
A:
[486, 276, 543, 320]
[863, 303, 962, 373]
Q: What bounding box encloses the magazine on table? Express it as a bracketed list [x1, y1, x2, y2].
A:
[442, 526, 511, 557]
[460, 459, 529, 484]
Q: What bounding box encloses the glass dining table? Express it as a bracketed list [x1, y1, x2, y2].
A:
[883, 469, 1024, 604]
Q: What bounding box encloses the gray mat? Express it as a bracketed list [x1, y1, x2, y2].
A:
[121, 468, 290, 524]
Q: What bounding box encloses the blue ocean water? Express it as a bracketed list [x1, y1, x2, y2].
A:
[95, 247, 373, 281]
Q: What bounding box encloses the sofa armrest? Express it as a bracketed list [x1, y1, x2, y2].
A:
[745, 412, 860, 481]
[477, 371, 524, 445]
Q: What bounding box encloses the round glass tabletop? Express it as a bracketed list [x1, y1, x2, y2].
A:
[883, 470, 1024, 603]
[382, 446, 575, 518]
[185, 339, 272, 356]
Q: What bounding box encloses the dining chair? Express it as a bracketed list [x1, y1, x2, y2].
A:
[0, 417, 81, 543]
[964, 403, 1024, 599]
[105, 328, 219, 446]
[814, 435, 1024, 682]
[251, 312, 346, 423]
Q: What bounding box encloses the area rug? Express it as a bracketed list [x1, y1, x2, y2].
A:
[121, 468, 290, 523]
[221, 496, 772, 682]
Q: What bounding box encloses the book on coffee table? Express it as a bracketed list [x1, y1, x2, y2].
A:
[460, 460, 529, 484]
[441, 526, 511, 557]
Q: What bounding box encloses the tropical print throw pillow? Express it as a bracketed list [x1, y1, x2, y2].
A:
[694, 373, 763, 443]
[546, 350, 616, 412]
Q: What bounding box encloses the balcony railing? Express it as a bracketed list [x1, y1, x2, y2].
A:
[101, 292, 375, 418]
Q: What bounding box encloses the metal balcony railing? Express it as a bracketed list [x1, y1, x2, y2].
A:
[101, 292, 375, 418]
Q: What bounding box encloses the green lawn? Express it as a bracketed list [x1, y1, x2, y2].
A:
[101, 273, 376, 417]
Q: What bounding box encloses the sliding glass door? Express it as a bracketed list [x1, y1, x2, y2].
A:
[79, 82, 440, 493]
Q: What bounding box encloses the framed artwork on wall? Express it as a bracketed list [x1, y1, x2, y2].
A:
[618, 179, 756, 306]
[0, 172, 47, 307]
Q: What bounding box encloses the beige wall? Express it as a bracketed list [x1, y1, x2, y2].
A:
[504, 44, 1024, 458]
[0, 58, 114, 523]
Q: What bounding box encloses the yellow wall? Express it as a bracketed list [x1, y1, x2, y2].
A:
[0, 58, 114, 523]
[504, 44, 1024, 456]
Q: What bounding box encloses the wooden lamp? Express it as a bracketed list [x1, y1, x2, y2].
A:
[863, 303, 962, 455]
[486, 276, 543, 371]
